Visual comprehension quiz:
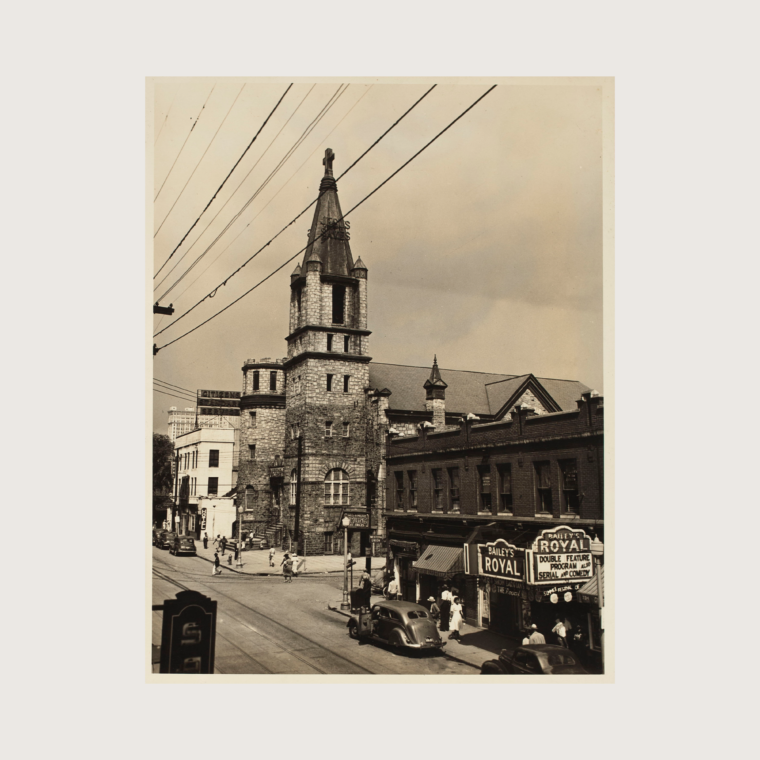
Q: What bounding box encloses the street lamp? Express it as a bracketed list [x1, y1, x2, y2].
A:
[590, 535, 604, 672]
[341, 515, 351, 610]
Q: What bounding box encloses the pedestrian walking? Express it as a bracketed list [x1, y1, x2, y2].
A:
[220, 536, 227, 555]
[428, 597, 440, 623]
[358, 570, 372, 610]
[203, 533, 208, 550]
[234, 543, 239, 562]
[449, 596, 464, 641]
[268, 547, 276, 567]
[213, 535, 220, 548]
[387, 576, 399, 601]
[212, 552, 221, 576]
[282, 555, 293, 583]
[552, 618, 568, 647]
[439, 584, 452, 631]
[528, 623, 546, 645]
[522, 630, 531, 646]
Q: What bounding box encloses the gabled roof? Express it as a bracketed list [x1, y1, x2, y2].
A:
[368, 363, 590, 417]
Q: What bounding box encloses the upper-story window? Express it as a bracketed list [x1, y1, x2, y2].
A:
[332, 285, 345, 324]
[498, 463, 512, 513]
[207, 477, 218, 496]
[325, 421, 333, 437]
[248, 445, 256, 461]
[327, 334, 333, 352]
[290, 469, 297, 505]
[269, 371, 277, 391]
[326, 374, 333, 392]
[249, 412, 256, 427]
[253, 371, 260, 391]
[342, 422, 350, 438]
[432, 469, 444, 510]
[535, 461, 553, 513]
[209, 449, 219, 468]
[560, 459, 579, 514]
[296, 288, 302, 313]
[478, 465, 492, 511]
[344, 335, 350, 352]
[395, 472, 405, 510]
[324, 468, 349, 505]
[343, 375, 350, 393]
[408, 471, 418, 510]
[448, 467, 460, 512]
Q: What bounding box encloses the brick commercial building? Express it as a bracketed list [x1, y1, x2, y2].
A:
[384, 382, 604, 670]
[234, 149, 601, 577]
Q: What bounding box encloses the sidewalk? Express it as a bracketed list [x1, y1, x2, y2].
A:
[189, 541, 351, 576]
[326, 600, 519, 671]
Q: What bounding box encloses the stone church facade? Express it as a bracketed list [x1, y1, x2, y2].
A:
[234, 149, 593, 557]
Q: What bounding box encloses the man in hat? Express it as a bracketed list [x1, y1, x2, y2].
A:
[528, 624, 546, 645]
[428, 597, 440, 623]
[552, 618, 568, 647]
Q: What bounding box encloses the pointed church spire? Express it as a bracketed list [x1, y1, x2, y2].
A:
[424, 355, 447, 398]
[302, 148, 354, 276]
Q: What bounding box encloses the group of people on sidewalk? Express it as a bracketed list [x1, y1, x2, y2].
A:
[520, 617, 585, 651]
[402, 583, 464, 642]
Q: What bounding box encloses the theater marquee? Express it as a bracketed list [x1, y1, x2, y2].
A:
[477, 538, 526, 582]
[530, 526, 594, 584]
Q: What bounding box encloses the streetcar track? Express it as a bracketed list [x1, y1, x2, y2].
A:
[152, 563, 374, 675]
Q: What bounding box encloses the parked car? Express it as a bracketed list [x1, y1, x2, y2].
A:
[153, 529, 169, 547]
[347, 600, 445, 652]
[480, 644, 588, 675]
[156, 531, 176, 550]
[171, 534, 196, 556]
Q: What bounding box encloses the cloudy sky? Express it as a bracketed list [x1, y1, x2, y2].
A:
[150, 78, 605, 433]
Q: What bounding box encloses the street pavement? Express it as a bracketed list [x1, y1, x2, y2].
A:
[151, 546, 519, 676]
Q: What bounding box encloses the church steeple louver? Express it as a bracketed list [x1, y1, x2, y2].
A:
[302, 148, 354, 276]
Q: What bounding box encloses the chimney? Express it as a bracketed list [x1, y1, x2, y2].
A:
[423, 355, 448, 429]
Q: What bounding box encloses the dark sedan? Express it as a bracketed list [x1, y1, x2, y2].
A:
[347, 601, 445, 652]
[481, 644, 587, 675]
[156, 531, 177, 550]
[171, 534, 196, 556]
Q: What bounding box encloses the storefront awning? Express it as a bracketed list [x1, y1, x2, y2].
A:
[413, 545, 464, 578]
[577, 567, 604, 604]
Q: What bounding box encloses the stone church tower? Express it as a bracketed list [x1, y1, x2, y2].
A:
[282, 149, 373, 555]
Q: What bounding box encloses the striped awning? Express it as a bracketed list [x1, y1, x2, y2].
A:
[577, 567, 605, 604]
[413, 545, 464, 577]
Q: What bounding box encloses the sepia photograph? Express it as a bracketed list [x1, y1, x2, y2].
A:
[148, 77, 612, 680]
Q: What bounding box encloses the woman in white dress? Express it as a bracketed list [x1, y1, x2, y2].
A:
[449, 596, 464, 641]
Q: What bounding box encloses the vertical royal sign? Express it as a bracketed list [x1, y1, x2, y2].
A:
[159, 590, 217, 674]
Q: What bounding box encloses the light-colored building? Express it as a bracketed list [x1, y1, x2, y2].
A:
[167, 407, 196, 444]
[169, 427, 237, 537]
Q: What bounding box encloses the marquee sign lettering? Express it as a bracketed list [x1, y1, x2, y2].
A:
[531, 526, 594, 584]
[477, 538, 526, 581]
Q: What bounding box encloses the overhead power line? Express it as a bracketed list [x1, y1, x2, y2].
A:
[154, 378, 196, 394]
[153, 84, 496, 354]
[154, 84, 247, 240]
[154, 84, 437, 338]
[154, 388, 198, 402]
[154, 83, 181, 145]
[154, 83, 293, 280]
[154, 84, 216, 206]
[154, 84, 348, 301]
[165, 85, 375, 307]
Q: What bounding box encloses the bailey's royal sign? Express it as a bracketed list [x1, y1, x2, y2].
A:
[477, 538, 526, 582]
[530, 526, 593, 584]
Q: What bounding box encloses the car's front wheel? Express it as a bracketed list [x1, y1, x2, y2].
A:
[480, 660, 505, 675]
[348, 622, 359, 640]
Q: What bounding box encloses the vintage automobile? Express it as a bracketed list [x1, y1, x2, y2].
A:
[171, 534, 196, 556]
[152, 528, 165, 546]
[156, 531, 177, 550]
[347, 600, 445, 652]
[480, 644, 588, 675]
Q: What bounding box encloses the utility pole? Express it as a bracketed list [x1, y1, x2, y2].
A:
[172, 451, 179, 531]
[293, 434, 303, 557]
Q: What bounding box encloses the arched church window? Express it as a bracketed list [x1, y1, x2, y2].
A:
[324, 468, 349, 506]
[290, 469, 297, 505]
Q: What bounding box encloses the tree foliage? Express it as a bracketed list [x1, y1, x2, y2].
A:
[153, 433, 174, 495]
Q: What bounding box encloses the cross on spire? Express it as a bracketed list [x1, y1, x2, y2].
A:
[323, 148, 335, 177]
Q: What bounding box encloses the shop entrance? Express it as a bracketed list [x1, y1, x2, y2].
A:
[489, 591, 520, 636]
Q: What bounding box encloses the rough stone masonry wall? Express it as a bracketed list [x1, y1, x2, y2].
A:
[282, 400, 369, 554]
[288, 357, 370, 407]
